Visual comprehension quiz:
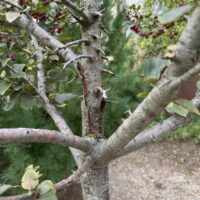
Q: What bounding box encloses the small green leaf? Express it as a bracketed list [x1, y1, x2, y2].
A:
[2, 96, 17, 111]
[49, 55, 59, 61]
[37, 180, 57, 200]
[5, 11, 21, 23]
[158, 5, 193, 25]
[39, 191, 57, 200]
[37, 180, 56, 195]
[143, 77, 158, 86]
[0, 184, 18, 196]
[174, 98, 200, 115]
[10, 64, 26, 78]
[0, 43, 6, 48]
[13, 64, 25, 73]
[56, 103, 66, 108]
[54, 93, 78, 104]
[142, 57, 168, 79]
[0, 70, 6, 79]
[2, 58, 11, 67]
[136, 91, 149, 98]
[21, 165, 42, 191]
[0, 81, 12, 95]
[196, 81, 200, 90]
[166, 102, 188, 117]
[20, 95, 35, 110]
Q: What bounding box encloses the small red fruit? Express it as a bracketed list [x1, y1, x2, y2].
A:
[43, 0, 50, 5]
[6, 54, 16, 62]
[56, 25, 62, 33]
[130, 25, 140, 33]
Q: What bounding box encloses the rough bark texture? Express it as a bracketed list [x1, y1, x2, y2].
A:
[80, 0, 109, 199]
[1, 1, 200, 200]
[81, 167, 109, 200]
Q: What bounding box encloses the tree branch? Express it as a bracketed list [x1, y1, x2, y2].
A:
[54, 39, 89, 52]
[0, 128, 90, 152]
[14, 13, 78, 64]
[0, 157, 94, 200]
[63, 55, 91, 68]
[61, 0, 91, 25]
[31, 35, 90, 164]
[115, 96, 200, 158]
[90, 6, 200, 166]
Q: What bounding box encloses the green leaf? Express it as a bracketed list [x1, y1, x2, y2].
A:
[174, 99, 200, 115]
[2, 58, 11, 67]
[0, 81, 12, 95]
[37, 180, 57, 200]
[136, 91, 149, 98]
[0, 43, 6, 48]
[21, 165, 42, 191]
[196, 81, 200, 90]
[2, 96, 17, 111]
[143, 77, 158, 86]
[0, 184, 18, 196]
[158, 5, 193, 25]
[37, 180, 56, 195]
[0, 70, 6, 79]
[142, 57, 168, 79]
[10, 64, 26, 78]
[20, 95, 35, 110]
[54, 93, 78, 104]
[39, 191, 57, 200]
[49, 55, 59, 61]
[166, 102, 188, 117]
[13, 64, 25, 73]
[5, 11, 21, 23]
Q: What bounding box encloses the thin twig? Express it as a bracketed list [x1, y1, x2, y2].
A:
[63, 55, 91, 68]
[54, 39, 89, 52]
[62, 0, 91, 25]
[102, 69, 116, 76]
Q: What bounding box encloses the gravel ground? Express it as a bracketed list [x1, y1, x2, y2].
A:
[109, 141, 200, 200]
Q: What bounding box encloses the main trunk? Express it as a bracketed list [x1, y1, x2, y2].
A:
[80, 0, 109, 199]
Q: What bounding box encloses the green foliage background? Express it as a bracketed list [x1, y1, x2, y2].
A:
[0, 0, 146, 188]
[0, 0, 199, 192]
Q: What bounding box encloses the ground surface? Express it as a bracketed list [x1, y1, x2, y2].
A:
[109, 140, 200, 200]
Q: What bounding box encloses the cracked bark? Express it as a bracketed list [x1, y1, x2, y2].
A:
[79, 1, 109, 200]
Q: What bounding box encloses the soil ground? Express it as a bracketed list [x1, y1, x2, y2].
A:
[59, 140, 200, 200]
[109, 140, 200, 200]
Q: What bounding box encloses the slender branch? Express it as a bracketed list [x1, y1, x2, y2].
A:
[0, 128, 90, 152]
[116, 95, 200, 158]
[63, 55, 91, 68]
[14, 13, 78, 64]
[54, 39, 89, 52]
[55, 157, 94, 191]
[102, 69, 116, 76]
[31, 35, 91, 164]
[61, 0, 91, 25]
[0, 157, 94, 200]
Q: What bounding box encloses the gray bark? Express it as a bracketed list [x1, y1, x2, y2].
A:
[80, 0, 109, 199]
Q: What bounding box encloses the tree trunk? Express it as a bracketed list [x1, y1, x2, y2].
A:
[81, 167, 109, 200]
[80, 0, 109, 199]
